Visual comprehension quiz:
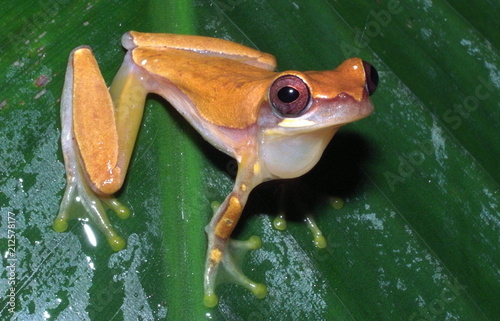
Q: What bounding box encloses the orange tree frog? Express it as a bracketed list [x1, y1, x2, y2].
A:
[54, 31, 378, 307]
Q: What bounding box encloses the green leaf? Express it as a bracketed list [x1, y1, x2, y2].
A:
[1, 0, 498, 320]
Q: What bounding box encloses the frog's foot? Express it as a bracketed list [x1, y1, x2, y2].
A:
[273, 211, 327, 249]
[203, 235, 267, 307]
[54, 149, 130, 251]
[303, 215, 327, 249]
[273, 186, 345, 249]
[203, 202, 267, 308]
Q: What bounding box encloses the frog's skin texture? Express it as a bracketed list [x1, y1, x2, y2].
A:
[54, 31, 378, 307]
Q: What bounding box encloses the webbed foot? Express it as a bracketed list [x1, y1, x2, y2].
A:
[54, 147, 130, 251]
[203, 201, 267, 307]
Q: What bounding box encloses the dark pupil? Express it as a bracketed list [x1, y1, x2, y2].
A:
[277, 86, 299, 103]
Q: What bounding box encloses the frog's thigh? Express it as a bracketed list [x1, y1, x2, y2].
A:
[71, 47, 120, 195]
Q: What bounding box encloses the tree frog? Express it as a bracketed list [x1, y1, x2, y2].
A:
[54, 31, 378, 307]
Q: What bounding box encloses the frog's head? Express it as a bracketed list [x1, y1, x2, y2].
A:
[258, 58, 378, 179]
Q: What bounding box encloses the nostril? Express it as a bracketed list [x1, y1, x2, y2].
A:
[362, 60, 379, 96]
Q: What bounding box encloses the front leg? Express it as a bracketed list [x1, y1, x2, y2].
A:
[203, 158, 267, 307]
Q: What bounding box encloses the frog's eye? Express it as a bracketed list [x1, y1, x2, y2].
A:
[269, 75, 311, 117]
[362, 60, 379, 96]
